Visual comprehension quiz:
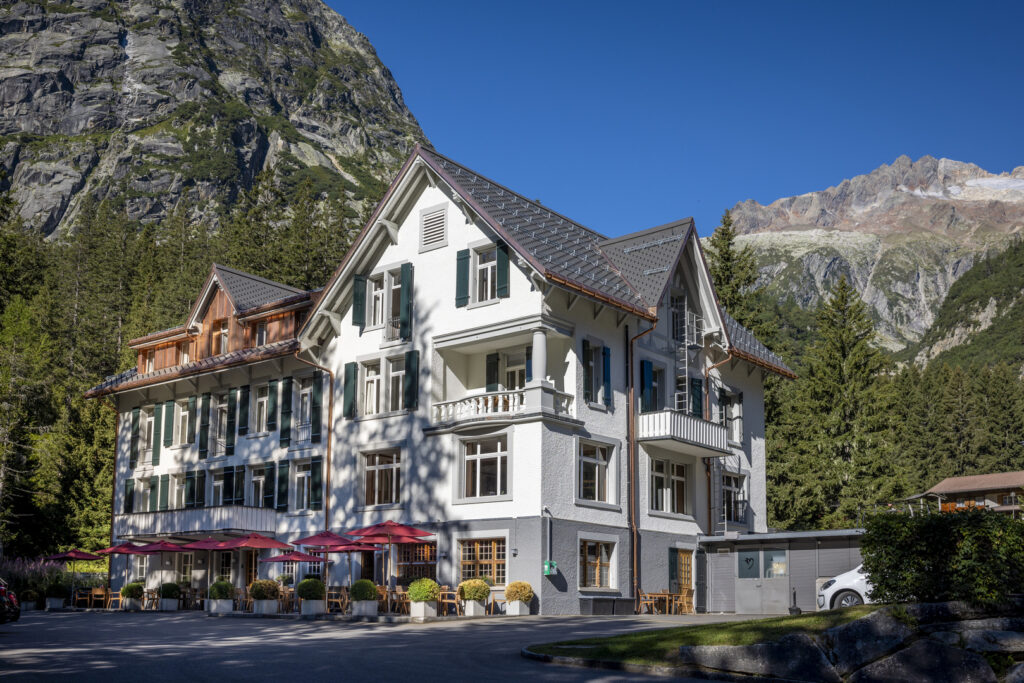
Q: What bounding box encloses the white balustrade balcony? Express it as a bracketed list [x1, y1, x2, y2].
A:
[114, 504, 278, 539]
[638, 409, 729, 455]
[431, 386, 574, 424]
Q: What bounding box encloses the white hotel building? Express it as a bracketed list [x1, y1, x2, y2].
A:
[88, 145, 795, 614]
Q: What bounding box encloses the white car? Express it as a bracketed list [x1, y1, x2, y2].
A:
[817, 564, 874, 610]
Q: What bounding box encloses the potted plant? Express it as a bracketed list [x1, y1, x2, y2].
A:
[207, 580, 234, 613]
[505, 581, 533, 615]
[297, 578, 326, 617]
[20, 589, 38, 611]
[408, 578, 439, 621]
[44, 580, 67, 610]
[458, 579, 490, 617]
[249, 579, 279, 615]
[349, 579, 378, 617]
[158, 582, 180, 611]
[120, 582, 144, 611]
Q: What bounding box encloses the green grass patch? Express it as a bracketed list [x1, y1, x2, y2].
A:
[529, 606, 880, 667]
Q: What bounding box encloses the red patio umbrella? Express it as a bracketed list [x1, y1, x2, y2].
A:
[96, 542, 154, 589]
[219, 533, 291, 549]
[323, 542, 383, 589]
[345, 522, 435, 608]
[182, 537, 231, 595]
[135, 540, 188, 553]
[45, 549, 104, 604]
[259, 551, 330, 563]
[291, 530, 352, 547]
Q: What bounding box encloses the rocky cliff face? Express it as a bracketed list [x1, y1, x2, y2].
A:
[728, 156, 1024, 350]
[0, 0, 426, 236]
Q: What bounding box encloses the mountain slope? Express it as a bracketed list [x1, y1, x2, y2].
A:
[728, 156, 1024, 350]
[0, 0, 426, 235]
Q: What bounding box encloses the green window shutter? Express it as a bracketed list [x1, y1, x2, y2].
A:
[640, 360, 653, 413]
[343, 362, 357, 419]
[223, 467, 235, 506]
[268, 379, 278, 431]
[237, 385, 250, 436]
[263, 464, 276, 509]
[152, 404, 162, 466]
[198, 393, 211, 458]
[403, 350, 420, 411]
[280, 378, 292, 447]
[602, 346, 612, 408]
[123, 479, 134, 514]
[148, 478, 158, 512]
[226, 389, 237, 455]
[486, 353, 499, 392]
[310, 457, 323, 511]
[690, 378, 703, 419]
[185, 471, 196, 509]
[399, 263, 413, 340]
[158, 474, 169, 511]
[130, 408, 140, 467]
[582, 340, 592, 403]
[163, 401, 174, 448]
[234, 465, 245, 505]
[455, 249, 470, 307]
[496, 242, 510, 298]
[311, 370, 323, 444]
[187, 396, 197, 443]
[276, 461, 289, 511]
[196, 471, 206, 507]
[352, 275, 367, 327]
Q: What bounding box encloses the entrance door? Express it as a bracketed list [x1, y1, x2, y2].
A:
[244, 550, 258, 586]
[668, 549, 693, 593]
[360, 551, 375, 580]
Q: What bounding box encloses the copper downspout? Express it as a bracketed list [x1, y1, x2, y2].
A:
[626, 322, 655, 606]
[703, 351, 733, 533]
[294, 350, 334, 531]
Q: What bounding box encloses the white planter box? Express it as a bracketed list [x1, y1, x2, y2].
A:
[159, 598, 178, 611]
[464, 600, 487, 617]
[507, 600, 530, 616]
[351, 600, 377, 617]
[410, 601, 437, 621]
[45, 597, 64, 610]
[301, 599, 326, 616]
[122, 598, 142, 611]
[207, 599, 233, 614]
[254, 599, 278, 615]
[20, 602, 36, 612]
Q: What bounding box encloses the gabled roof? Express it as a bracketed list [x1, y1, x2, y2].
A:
[721, 311, 796, 379]
[926, 471, 1024, 496]
[211, 264, 304, 313]
[599, 218, 693, 308]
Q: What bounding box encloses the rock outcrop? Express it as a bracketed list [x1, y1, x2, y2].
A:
[0, 0, 426, 236]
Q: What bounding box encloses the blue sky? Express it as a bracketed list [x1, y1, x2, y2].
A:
[331, 1, 1024, 238]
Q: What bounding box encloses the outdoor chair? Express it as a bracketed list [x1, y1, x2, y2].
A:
[143, 589, 159, 610]
[392, 586, 410, 615]
[488, 590, 506, 615]
[90, 587, 107, 608]
[326, 587, 344, 614]
[376, 585, 388, 612]
[74, 588, 91, 608]
[438, 587, 460, 617]
[676, 588, 695, 615]
[106, 590, 122, 610]
[637, 590, 657, 615]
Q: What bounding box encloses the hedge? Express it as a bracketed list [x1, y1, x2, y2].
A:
[350, 579, 377, 602]
[120, 582, 144, 600]
[249, 579, 279, 600]
[297, 578, 325, 600]
[408, 578, 440, 602]
[209, 581, 234, 600]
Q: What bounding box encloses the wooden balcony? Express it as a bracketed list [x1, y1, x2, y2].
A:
[638, 409, 729, 456]
[114, 505, 278, 540]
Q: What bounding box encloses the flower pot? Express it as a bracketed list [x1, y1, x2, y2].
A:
[207, 599, 233, 614]
[301, 599, 326, 616]
[45, 597, 64, 610]
[464, 599, 487, 617]
[254, 599, 278, 615]
[351, 600, 377, 617]
[122, 598, 141, 611]
[507, 600, 530, 616]
[410, 600, 437, 621]
[159, 598, 178, 611]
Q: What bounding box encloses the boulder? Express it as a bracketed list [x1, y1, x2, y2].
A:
[818, 607, 915, 676]
[960, 630, 1024, 653]
[1005, 662, 1024, 683]
[678, 633, 840, 683]
[848, 640, 996, 683]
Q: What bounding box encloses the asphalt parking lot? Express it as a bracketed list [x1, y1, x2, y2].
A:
[0, 611, 756, 681]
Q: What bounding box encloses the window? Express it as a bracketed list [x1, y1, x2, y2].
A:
[737, 549, 759, 579]
[650, 459, 666, 512]
[388, 358, 405, 412]
[475, 247, 498, 303]
[420, 205, 447, 250]
[650, 458, 688, 514]
[369, 276, 385, 327]
[133, 554, 148, 582]
[463, 436, 508, 498]
[296, 462, 311, 511]
[281, 560, 296, 580]
[651, 368, 664, 411]
[212, 320, 229, 355]
[304, 549, 323, 579]
[255, 322, 267, 347]
[723, 473, 745, 523]
[173, 475, 185, 509]
[579, 540, 613, 588]
[764, 549, 788, 578]
[212, 472, 224, 506]
[670, 463, 687, 514]
[387, 270, 403, 341]
[175, 400, 190, 446]
[218, 551, 232, 582]
[254, 386, 269, 433]
[363, 362, 381, 416]
[178, 342, 190, 366]
[252, 469, 265, 507]
[398, 543, 437, 581]
[459, 538, 505, 584]
[976, 496, 985, 507]
[215, 394, 229, 455]
[364, 451, 401, 506]
[143, 408, 155, 456]
[579, 442, 611, 503]
[299, 378, 312, 426]
[505, 349, 527, 391]
[584, 344, 603, 404]
[178, 552, 193, 585]
[719, 390, 743, 443]
[145, 350, 155, 373]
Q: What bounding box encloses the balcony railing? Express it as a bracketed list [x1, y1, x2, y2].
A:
[432, 386, 574, 424]
[294, 422, 312, 446]
[637, 409, 729, 454]
[114, 504, 278, 539]
[384, 316, 402, 342]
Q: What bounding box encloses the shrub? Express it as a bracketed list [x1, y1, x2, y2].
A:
[302, 573, 318, 580]
[249, 579, 279, 600]
[862, 509, 1024, 607]
[297, 578, 325, 600]
[408, 578, 440, 602]
[44, 580, 67, 598]
[481, 576, 494, 587]
[350, 579, 377, 602]
[277, 573, 293, 586]
[120, 582, 144, 600]
[458, 579, 490, 602]
[505, 581, 534, 603]
[209, 581, 234, 600]
[159, 582, 181, 599]
[21, 588, 38, 605]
